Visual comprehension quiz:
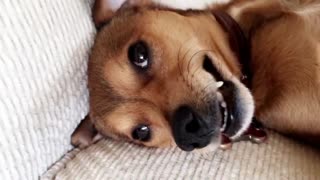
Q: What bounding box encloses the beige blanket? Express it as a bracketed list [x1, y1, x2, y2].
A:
[43, 131, 320, 180]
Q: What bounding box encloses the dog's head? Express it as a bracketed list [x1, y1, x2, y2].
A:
[89, 0, 254, 151]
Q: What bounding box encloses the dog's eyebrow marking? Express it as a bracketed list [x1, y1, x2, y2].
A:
[125, 97, 158, 109]
[203, 55, 224, 82]
[93, 78, 126, 118]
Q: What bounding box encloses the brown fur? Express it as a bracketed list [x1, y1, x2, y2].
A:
[250, 8, 320, 142]
[220, 0, 320, 143]
[72, 0, 320, 149]
[88, 9, 243, 148]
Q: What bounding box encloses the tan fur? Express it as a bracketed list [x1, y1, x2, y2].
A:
[214, 0, 320, 143]
[87, 10, 244, 148]
[72, 0, 320, 149]
[247, 4, 320, 142]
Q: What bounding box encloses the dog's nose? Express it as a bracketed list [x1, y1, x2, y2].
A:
[172, 106, 214, 151]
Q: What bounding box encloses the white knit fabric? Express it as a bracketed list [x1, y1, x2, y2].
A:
[42, 131, 320, 180]
[0, 0, 95, 179]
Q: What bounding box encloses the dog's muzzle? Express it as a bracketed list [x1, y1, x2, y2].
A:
[172, 80, 253, 151]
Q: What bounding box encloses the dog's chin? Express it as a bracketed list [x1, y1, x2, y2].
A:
[217, 78, 255, 140]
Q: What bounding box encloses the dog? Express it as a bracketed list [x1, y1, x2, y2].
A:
[71, 0, 320, 151]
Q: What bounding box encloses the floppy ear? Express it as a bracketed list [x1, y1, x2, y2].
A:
[92, 0, 153, 29]
[92, 0, 124, 28]
[218, 0, 286, 34]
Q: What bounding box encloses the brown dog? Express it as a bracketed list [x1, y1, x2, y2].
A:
[72, 0, 320, 151]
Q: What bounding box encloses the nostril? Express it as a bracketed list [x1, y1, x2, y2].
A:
[174, 106, 203, 134]
[191, 143, 200, 148]
[185, 117, 200, 133]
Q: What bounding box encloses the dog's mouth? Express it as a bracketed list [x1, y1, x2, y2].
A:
[216, 85, 253, 150]
[217, 92, 230, 134]
[218, 93, 234, 149]
[219, 100, 228, 133]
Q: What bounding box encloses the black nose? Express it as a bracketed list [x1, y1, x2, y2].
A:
[172, 106, 214, 151]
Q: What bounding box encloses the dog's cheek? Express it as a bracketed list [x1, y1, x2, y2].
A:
[103, 60, 142, 95]
[94, 102, 173, 146]
[144, 122, 175, 148]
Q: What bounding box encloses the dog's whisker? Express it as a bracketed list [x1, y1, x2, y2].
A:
[189, 65, 202, 90]
[201, 79, 216, 93]
[178, 40, 193, 82]
[186, 49, 207, 75]
[186, 49, 216, 91]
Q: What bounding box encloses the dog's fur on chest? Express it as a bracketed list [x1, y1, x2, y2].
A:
[71, 0, 320, 151]
[225, 0, 320, 143]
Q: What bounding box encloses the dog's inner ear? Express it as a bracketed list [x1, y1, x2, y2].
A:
[92, 0, 154, 29]
[92, 0, 123, 29]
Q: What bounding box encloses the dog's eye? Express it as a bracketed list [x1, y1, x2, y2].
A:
[132, 125, 151, 142]
[128, 41, 150, 69]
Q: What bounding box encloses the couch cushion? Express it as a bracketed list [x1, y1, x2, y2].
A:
[0, 0, 95, 179]
[42, 131, 320, 180]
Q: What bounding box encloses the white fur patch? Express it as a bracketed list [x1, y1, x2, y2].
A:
[152, 0, 231, 10]
[107, 0, 127, 10]
[108, 0, 232, 11]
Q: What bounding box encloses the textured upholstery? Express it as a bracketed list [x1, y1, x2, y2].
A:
[2, 0, 319, 179]
[43, 131, 320, 180]
[0, 0, 95, 179]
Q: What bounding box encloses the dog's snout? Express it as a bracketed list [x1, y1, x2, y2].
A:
[176, 106, 202, 134]
[172, 106, 214, 151]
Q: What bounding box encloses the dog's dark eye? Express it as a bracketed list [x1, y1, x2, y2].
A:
[128, 41, 149, 69]
[132, 125, 151, 142]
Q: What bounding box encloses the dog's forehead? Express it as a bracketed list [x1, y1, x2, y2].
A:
[107, 8, 208, 35]
[95, 8, 208, 58]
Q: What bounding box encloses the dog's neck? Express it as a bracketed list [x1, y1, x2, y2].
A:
[212, 11, 252, 88]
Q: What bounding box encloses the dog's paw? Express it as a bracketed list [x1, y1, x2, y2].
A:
[71, 116, 102, 149]
[237, 118, 268, 143]
[220, 118, 267, 150]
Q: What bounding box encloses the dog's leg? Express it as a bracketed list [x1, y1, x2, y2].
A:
[71, 116, 102, 149]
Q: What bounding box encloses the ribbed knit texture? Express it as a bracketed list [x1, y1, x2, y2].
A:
[0, 0, 95, 179]
[43, 131, 320, 180]
[2, 0, 320, 179]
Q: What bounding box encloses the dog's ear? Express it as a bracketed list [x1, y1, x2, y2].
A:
[212, 0, 286, 35]
[92, 0, 153, 29]
[92, 0, 123, 29]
